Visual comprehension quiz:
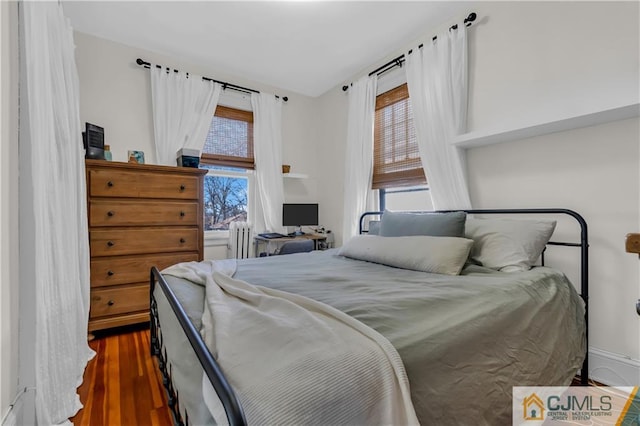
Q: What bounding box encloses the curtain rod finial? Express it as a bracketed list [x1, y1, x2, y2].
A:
[465, 12, 477, 24]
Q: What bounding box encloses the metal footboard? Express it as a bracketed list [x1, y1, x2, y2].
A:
[360, 208, 589, 385]
[150, 266, 247, 426]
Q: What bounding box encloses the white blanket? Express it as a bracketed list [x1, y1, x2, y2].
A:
[163, 260, 419, 426]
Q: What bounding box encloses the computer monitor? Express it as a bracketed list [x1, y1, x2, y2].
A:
[283, 203, 318, 235]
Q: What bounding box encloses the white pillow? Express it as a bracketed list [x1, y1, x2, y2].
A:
[465, 218, 556, 272]
[337, 235, 473, 276]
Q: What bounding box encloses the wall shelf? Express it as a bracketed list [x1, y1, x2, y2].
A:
[283, 172, 308, 179]
[452, 102, 640, 149]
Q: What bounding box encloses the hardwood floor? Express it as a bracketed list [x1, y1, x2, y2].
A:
[71, 324, 173, 426]
[572, 376, 604, 386]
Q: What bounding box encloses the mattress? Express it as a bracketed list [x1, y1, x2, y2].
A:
[156, 248, 586, 425]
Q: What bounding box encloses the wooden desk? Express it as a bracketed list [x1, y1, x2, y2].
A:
[254, 233, 327, 256]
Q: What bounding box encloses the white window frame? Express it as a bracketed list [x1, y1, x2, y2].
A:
[202, 93, 255, 245]
[203, 167, 255, 243]
[379, 184, 432, 212]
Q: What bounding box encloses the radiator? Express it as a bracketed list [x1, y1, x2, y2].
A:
[228, 222, 253, 259]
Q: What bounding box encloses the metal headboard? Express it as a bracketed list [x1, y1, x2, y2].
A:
[359, 208, 589, 385]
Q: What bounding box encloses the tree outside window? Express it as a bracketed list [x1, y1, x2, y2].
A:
[203, 171, 248, 231]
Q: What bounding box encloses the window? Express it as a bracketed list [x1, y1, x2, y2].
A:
[379, 185, 432, 212]
[374, 84, 429, 209]
[200, 105, 254, 231]
[201, 165, 250, 231]
[201, 105, 254, 169]
[373, 83, 426, 189]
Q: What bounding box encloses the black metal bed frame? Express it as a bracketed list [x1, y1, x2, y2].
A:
[150, 267, 247, 426]
[150, 208, 589, 426]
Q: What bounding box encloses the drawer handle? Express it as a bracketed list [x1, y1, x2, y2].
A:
[180, 238, 186, 243]
[107, 241, 115, 247]
[180, 211, 185, 217]
[107, 181, 114, 187]
[107, 211, 115, 217]
[107, 270, 114, 276]
[107, 300, 115, 306]
[179, 184, 186, 191]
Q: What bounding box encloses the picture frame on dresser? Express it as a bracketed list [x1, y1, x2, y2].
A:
[85, 159, 207, 332]
[127, 150, 145, 164]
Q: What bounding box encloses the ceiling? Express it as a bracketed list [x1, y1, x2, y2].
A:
[62, 1, 474, 98]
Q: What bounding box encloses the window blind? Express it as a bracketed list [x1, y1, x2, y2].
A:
[201, 105, 254, 169]
[373, 84, 426, 189]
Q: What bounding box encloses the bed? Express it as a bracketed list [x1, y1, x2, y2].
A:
[149, 208, 589, 426]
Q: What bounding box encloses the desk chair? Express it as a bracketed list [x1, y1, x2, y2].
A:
[276, 239, 314, 255]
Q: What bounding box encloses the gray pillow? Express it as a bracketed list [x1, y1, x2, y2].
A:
[379, 210, 467, 238]
[465, 217, 556, 272]
[338, 235, 473, 275]
[367, 220, 381, 235]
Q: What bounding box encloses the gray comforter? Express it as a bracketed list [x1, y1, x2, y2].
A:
[161, 249, 586, 425]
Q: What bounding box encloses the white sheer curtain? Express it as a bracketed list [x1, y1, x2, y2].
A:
[150, 67, 221, 166]
[251, 93, 285, 233]
[342, 75, 378, 241]
[22, 2, 94, 424]
[405, 21, 472, 210]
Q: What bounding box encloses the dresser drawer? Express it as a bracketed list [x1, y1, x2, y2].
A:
[88, 168, 200, 199]
[90, 252, 199, 287]
[90, 283, 148, 319]
[89, 200, 199, 227]
[90, 227, 199, 256]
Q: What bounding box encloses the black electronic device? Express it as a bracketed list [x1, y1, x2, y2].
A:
[282, 203, 319, 235]
[83, 122, 105, 160]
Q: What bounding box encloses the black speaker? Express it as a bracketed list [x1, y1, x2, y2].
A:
[83, 122, 104, 160]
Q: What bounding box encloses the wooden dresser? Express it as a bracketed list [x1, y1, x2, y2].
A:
[86, 159, 207, 332]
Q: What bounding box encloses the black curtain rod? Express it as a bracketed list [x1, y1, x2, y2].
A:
[136, 58, 288, 102]
[342, 12, 477, 92]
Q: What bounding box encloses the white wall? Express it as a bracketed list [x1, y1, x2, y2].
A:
[465, 1, 640, 372]
[467, 1, 639, 132]
[1, 1, 21, 423]
[74, 32, 320, 183]
[314, 85, 348, 242]
[74, 32, 322, 259]
[468, 117, 640, 372]
[314, 1, 640, 380]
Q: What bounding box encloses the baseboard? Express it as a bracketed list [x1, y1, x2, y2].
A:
[588, 347, 640, 386]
